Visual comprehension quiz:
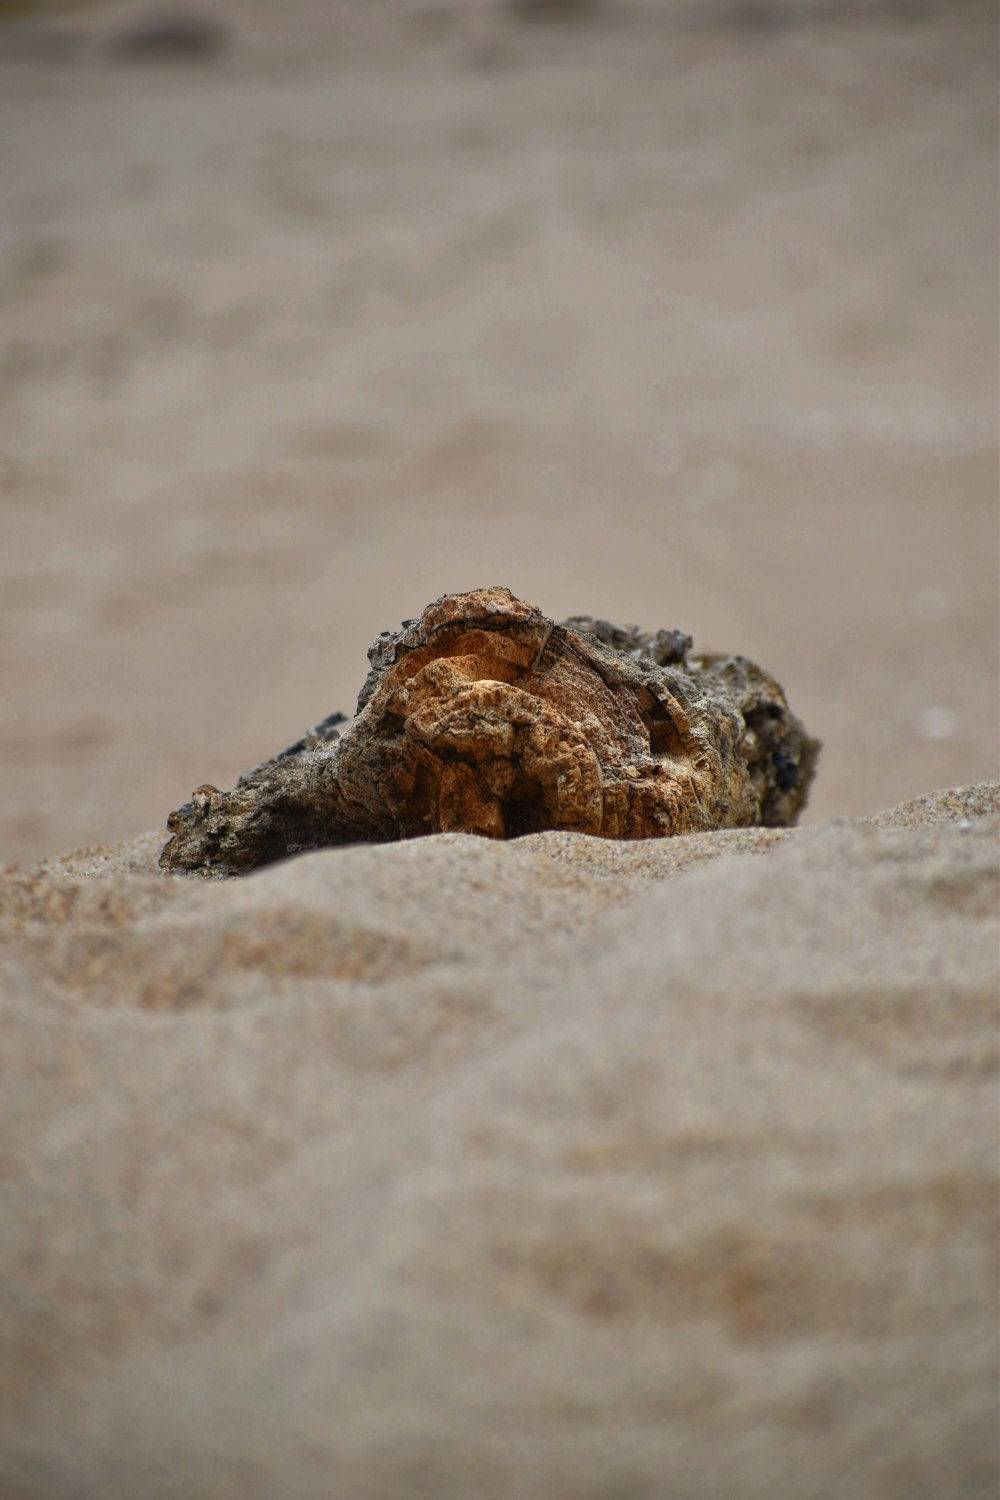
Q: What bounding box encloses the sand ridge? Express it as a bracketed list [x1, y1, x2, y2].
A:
[1, 783, 997, 1499]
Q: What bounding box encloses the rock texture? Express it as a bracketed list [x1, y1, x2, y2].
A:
[1, 784, 998, 1500]
[161, 587, 819, 875]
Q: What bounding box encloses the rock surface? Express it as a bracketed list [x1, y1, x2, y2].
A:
[161, 587, 820, 875]
[2, 783, 998, 1499]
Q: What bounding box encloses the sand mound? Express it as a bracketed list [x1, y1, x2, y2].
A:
[2, 784, 998, 1499]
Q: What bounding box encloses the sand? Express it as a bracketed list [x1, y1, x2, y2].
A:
[1, 782, 998, 1499]
[1, 4, 998, 1495]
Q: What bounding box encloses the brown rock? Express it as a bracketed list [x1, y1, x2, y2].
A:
[160, 586, 820, 876]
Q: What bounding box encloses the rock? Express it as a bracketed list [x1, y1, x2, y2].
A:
[504, 0, 603, 21]
[109, 10, 227, 63]
[160, 586, 820, 876]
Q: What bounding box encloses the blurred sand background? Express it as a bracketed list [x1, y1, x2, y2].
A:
[1, 0, 997, 864]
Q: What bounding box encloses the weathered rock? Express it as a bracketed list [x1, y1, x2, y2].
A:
[160, 586, 819, 876]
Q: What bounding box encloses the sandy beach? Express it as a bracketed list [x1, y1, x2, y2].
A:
[1, 3, 998, 1496]
[1, 783, 998, 1498]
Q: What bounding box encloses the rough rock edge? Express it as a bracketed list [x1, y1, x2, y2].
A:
[159, 586, 821, 877]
